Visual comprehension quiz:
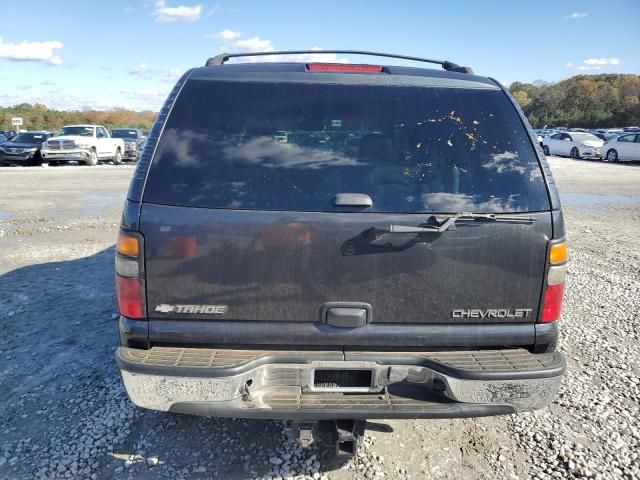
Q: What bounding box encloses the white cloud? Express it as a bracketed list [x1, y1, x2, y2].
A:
[583, 57, 620, 66]
[131, 88, 165, 99]
[567, 12, 588, 19]
[288, 48, 350, 63]
[206, 29, 242, 41]
[127, 62, 182, 82]
[203, 30, 350, 64]
[234, 36, 275, 51]
[129, 62, 147, 75]
[0, 37, 64, 65]
[567, 57, 621, 71]
[206, 4, 219, 16]
[153, 1, 202, 23]
[162, 69, 182, 82]
[0, 91, 134, 111]
[421, 192, 517, 213]
[222, 136, 361, 170]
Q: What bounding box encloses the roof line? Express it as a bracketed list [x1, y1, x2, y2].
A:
[205, 50, 473, 74]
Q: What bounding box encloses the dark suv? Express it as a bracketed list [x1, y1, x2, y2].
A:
[115, 51, 567, 455]
[110, 128, 146, 162]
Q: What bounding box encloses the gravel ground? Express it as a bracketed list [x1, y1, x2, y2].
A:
[0, 158, 638, 480]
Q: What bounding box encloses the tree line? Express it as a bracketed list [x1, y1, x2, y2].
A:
[2, 74, 639, 132]
[0, 103, 156, 132]
[509, 74, 640, 128]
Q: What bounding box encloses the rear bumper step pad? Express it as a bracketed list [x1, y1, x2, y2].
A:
[117, 347, 564, 380]
[117, 347, 565, 418]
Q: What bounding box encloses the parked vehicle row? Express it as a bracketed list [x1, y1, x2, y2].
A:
[1, 121, 636, 167]
[0, 125, 147, 166]
[536, 127, 640, 162]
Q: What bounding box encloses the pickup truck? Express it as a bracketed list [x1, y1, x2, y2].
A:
[41, 125, 125, 166]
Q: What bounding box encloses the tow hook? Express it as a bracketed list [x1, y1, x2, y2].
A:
[292, 422, 316, 448]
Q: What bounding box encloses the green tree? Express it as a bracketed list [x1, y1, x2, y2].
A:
[510, 74, 640, 128]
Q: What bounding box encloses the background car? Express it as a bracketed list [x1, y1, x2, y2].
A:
[110, 128, 146, 162]
[41, 125, 124, 166]
[0, 130, 17, 139]
[601, 133, 640, 162]
[542, 131, 604, 159]
[0, 131, 51, 166]
[0, 133, 7, 145]
[592, 132, 620, 142]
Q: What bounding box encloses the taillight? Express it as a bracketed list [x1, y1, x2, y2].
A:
[306, 63, 383, 73]
[540, 240, 567, 323]
[116, 276, 144, 318]
[115, 231, 145, 319]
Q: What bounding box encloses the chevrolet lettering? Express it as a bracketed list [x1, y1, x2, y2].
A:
[451, 309, 533, 319]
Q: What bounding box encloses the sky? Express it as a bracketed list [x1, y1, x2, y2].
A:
[0, 0, 638, 112]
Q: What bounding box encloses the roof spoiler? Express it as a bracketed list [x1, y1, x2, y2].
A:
[205, 50, 474, 74]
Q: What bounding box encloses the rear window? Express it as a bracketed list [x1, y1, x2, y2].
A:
[112, 130, 138, 138]
[144, 79, 550, 213]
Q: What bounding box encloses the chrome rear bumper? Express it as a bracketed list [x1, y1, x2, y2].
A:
[117, 347, 565, 419]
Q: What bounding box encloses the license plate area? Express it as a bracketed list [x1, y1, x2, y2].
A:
[312, 368, 374, 392]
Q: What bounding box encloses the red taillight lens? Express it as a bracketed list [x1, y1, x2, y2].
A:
[115, 230, 145, 319]
[116, 276, 144, 319]
[306, 63, 383, 73]
[540, 240, 567, 323]
[541, 283, 564, 323]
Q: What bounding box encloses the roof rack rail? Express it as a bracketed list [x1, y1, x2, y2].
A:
[205, 50, 474, 74]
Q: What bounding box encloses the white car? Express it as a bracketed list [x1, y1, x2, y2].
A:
[542, 132, 603, 159]
[41, 125, 125, 166]
[601, 133, 640, 162]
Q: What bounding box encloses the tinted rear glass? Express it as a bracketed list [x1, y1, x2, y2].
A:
[144, 79, 550, 213]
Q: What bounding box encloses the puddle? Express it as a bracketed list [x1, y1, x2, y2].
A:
[560, 191, 640, 214]
[79, 193, 126, 216]
[0, 211, 15, 220]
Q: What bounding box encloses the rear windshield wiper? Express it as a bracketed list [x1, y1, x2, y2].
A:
[379, 212, 537, 235]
